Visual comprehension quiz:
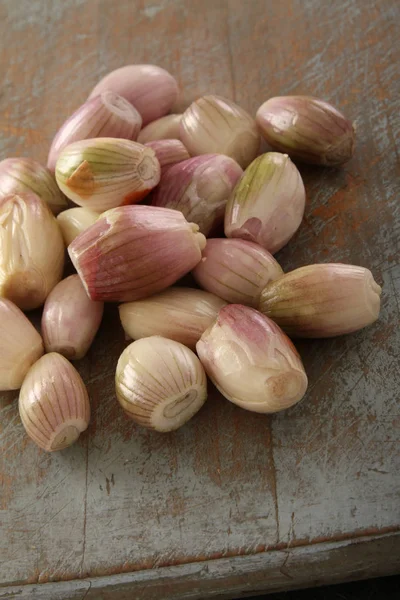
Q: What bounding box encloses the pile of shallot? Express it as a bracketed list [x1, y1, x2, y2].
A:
[0, 64, 381, 451]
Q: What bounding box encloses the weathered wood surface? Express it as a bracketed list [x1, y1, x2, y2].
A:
[3, 534, 400, 600]
[0, 0, 399, 596]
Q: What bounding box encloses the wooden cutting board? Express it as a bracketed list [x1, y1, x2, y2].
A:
[0, 1, 399, 598]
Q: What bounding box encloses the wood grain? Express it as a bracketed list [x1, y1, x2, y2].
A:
[2, 533, 400, 600]
[0, 0, 399, 596]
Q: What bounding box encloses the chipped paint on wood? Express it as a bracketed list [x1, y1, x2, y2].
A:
[1, 533, 400, 599]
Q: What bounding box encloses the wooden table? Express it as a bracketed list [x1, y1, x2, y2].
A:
[0, 0, 399, 598]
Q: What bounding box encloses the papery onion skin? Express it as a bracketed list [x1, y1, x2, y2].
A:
[145, 139, 190, 171]
[55, 137, 160, 212]
[152, 154, 243, 236]
[259, 264, 381, 338]
[0, 298, 44, 391]
[19, 352, 90, 452]
[224, 152, 305, 254]
[47, 91, 142, 172]
[138, 114, 182, 144]
[0, 192, 65, 310]
[68, 205, 206, 303]
[180, 95, 261, 168]
[116, 336, 207, 432]
[197, 304, 308, 413]
[119, 287, 226, 350]
[42, 275, 104, 360]
[0, 157, 67, 215]
[256, 96, 355, 166]
[88, 65, 179, 126]
[57, 207, 99, 247]
[192, 238, 283, 307]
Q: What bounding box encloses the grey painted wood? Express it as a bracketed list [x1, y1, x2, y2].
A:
[2, 533, 400, 599]
[0, 0, 399, 596]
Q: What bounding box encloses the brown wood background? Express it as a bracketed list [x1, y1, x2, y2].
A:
[0, 0, 399, 597]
